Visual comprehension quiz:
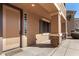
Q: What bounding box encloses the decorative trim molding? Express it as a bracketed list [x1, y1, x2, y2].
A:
[54, 3, 67, 20]
[41, 18, 50, 23]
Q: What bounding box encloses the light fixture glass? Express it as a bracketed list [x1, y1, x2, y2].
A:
[32, 4, 35, 7]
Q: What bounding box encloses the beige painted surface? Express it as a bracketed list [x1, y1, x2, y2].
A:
[61, 23, 66, 33]
[11, 4, 51, 19]
[3, 37, 20, 51]
[3, 5, 20, 37]
[39, 3, 57, 13]
[51, 14, 63, 44]
[11, 3, 66, 20]
[10, 3, 66, 46]
[67, 20, 74, 35]
[51, 14, 58, 34]
[56, 3, 66, 18]
[27, 13, 40, 46]
[61, 16, 66, 33]
[3, 5, 20, 51]
[74, 19, 79, 29]
[22, 35, 27, 47]
[27, 12, 51, 46]
[2, 4, 66, 50]
[36, 33, 50, 43]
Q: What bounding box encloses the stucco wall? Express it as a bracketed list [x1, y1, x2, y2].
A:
[67, 19, 79, 35]
[27, 12, 51, 46]
[51, 14, 58, 34]
[27, 13, 40, 46]
[74, 19, 79, 29]
[67, 20, 75, 35]
[3, 5, 20, 38]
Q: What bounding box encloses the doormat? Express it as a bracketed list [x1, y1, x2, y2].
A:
[5, 48, 23, 56]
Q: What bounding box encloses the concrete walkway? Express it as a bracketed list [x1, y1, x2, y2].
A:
[13, 40, 57, 56]
[14, 38, 79, 56]
[1, 37, 79, 56]
[55, 38, 79, 56]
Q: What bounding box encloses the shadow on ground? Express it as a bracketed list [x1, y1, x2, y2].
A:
[67, 36, 79, 40]
[30, 44, 54, 48]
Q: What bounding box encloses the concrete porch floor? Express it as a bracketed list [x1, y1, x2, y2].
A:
[1, 37, 79, 56]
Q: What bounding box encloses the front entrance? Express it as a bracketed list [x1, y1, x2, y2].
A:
[3, 4, 21, 51]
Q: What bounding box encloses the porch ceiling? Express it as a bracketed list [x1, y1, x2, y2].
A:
[11, 3, 58, 19]
[39, 3, 58, 13]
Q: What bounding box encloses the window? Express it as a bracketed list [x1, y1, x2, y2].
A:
[23, 13, 27, 35]
[39, 20, 50, 33]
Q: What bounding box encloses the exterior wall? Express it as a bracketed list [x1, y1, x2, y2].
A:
[55, 3, 66, 19]
[3, 5, 20, 51]
[23, 11, 51, 46]
[27, 13, 40, 45]
[49, 13, 62, 47]
[61, 23, 66, 33]
[67, 20, 75, 35]
[51, 14, 58, 34]
[21, 3, 67, 46]
[27, 12, 47, 46]
[2, 4, 52, 50]
[0, 4, 3, 54]
[22, 35, 27, 47]
[61, 16, 67, 39]
[74, 19, 79, 29]
[67, 10, 76, 35]
[55, 3, 67, 37]
[11, 4, 50, 19]
[0, 3, 67, 51]
[67, 19, 79, 35]
[67, 19, 79, 33]
[61, 16, 66, 33]
[3, 5, 20, 37]
[10, 3, 66, 46]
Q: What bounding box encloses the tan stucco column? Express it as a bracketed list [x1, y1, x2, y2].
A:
[27, 13, 39, 46]
[58, 13, 62, 43]
[50, 12, 62, 47]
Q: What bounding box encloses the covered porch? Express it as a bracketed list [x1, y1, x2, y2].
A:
[0, 3, 67, 53]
